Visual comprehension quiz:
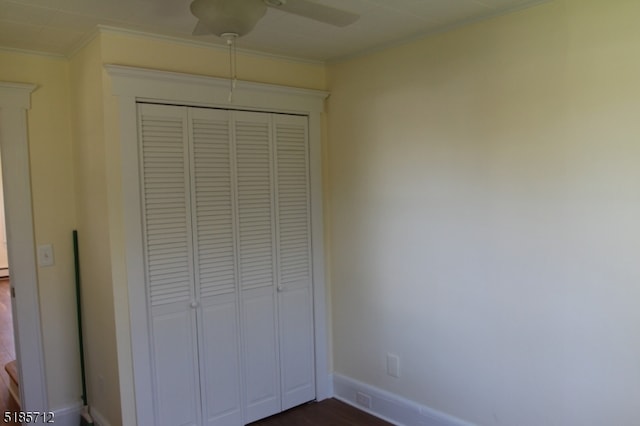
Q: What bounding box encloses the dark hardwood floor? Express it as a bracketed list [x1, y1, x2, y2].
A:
[249, 399, 391, 426]
[0, 278, 19, 426]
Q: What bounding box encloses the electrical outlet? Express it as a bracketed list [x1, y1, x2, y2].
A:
[355, 391, 372, 409]
[387, 353, 400, 378]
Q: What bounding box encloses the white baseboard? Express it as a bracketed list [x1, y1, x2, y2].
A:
[90, 406, 112, 426]
[51, 401, 82, 426]
[54, 375, 471, 426]
[49, 401, 111, 426]
[332, 373, 476, 426]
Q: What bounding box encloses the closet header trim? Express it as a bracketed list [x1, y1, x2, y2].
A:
[105, 64, 328, 114]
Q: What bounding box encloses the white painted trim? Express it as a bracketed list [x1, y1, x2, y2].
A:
[114, 95, 143, 426]
[0, 82, 36, 107]
[308, 112, 330, 401]
[333, 374, 477, 426]
[67, 25, 101, 60]
[0, 46, 67, 59]
[106, 65, 329, 425]
[90, 406, 112, 426]
[105, 64, 328, 114]
[0, 82, 48, 412]
[51, 401, 83, 426]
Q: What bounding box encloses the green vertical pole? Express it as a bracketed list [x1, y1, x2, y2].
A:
[73, 230, 88, 407]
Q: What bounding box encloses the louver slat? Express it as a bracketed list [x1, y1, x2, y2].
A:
[192, 117, 237, 298]
[140, 113, 193, 308]
[275, 122, 311, 288]
[235, 119, 274, 291]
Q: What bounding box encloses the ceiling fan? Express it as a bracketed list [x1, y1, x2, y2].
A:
[190, 0, 360, 38]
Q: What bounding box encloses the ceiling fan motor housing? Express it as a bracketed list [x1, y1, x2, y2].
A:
[190, 0, 267, 37]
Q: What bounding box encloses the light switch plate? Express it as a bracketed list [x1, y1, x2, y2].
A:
[37, 244, 54, 267]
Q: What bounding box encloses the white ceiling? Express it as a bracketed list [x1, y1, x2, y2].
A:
[0, 0, 547, 62]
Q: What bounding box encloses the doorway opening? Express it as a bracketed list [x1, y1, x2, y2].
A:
[0, 161, 19, 421]
[0, 81, 48, 414]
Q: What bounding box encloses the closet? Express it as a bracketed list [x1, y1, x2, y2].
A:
[138, 103, 315, 426]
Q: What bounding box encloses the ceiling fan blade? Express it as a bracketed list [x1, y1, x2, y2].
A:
[269, 0, 359, 27]
[192, 20, 211, 35]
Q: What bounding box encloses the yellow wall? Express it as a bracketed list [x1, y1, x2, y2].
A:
[69, 35, 123, 424]
[0, 50, 80, 410]
[327, 0, 640, 424]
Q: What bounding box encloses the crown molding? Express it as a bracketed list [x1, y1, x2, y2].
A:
[0, 46, 66, 60]
[66, 25, 102, 59]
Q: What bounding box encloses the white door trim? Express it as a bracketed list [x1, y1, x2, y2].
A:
[0, 82, 48, 411]
[105, 65, 330, 425]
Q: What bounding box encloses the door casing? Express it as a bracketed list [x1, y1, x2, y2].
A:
[0, 82, 48, 412]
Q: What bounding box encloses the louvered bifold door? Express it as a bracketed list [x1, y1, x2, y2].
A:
[189, 108, 243, 426]
[273, 114, 316, 410]
[138, 104, 201, 426]
[233, 111, 282, 424]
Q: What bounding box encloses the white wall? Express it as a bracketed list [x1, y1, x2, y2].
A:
[327, 0, 640, 425]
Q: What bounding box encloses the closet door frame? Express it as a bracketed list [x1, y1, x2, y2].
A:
[106, 65, 329, 426]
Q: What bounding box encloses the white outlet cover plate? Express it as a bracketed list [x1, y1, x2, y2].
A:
[387, 353, 400, 378]
[37, 244, 54, 267]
